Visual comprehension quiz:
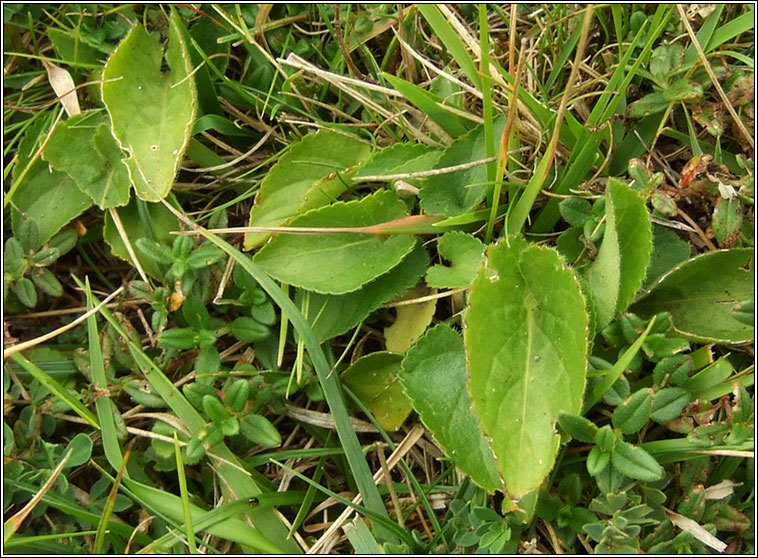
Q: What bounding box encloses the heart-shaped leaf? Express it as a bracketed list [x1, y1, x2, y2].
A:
[425, 231, 485, 288]
[102, 11, 196, 201]
[465, 235, 588, 498]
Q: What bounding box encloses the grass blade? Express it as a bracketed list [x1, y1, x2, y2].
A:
[583, 317, 656, 414]
[9, 353, 99, 429]
[417, 5, 481, 89]
[93, 449, 131, 553]
[169, 216, 398, 543]
[174, 433, 196, 554]
[4, 448, 73, 544]
[84, 278, 124, 473]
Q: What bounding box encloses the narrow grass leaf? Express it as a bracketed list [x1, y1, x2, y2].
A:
[187, 224, 397, 543]
[174, 433, 196, 554]
[94, 450, 131, 553]
[85, 279, 124, 473]
[9, 353, 98, 428]
[417, 5, 482, 89]
[383, 73, 469, 137]
[584, 317, 656, 413]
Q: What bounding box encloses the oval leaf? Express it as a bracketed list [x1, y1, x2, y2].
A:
[245, 130, 372, 249]
[611, 440, 664, 482]
[632, 249, 754, 344]
[306, 244, 429, 342]
[465, 236, 588, 498]
[420, 116, 506, 217]
[253, 190, 417, 295]
[612, 388, 653, 434]
[341, 352, 412, 432]
[399, 325, 502, 492]
[585, 179, 652, 329]
[102, 12, 196, 201]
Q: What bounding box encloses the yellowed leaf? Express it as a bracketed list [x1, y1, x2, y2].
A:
[384, 287, 437, 354]
[41, 59, 80, 117]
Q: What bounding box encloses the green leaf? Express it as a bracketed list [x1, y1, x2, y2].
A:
[651, 387, 690, 423]
[48, 27, 109, 66]
[240, 414, 281, 448]
[612, 389, 653, 434]
[229, 317, 270, 343]
[653, 354, 694, 387]
[101, 13, 196, 201]
[559, 197, 593, 227]
[225, 379, 250, 413]
[307, 245, 429, 342]
[181, 295, 211, 331]
[632, 249, 754, 344]
[183, 382, 217, 411]
[585, 179, 652, 329]
[186, 244, 225, 269]
[662, 79, 703, 102]
[159, 328, 198, 350]
[14, 215, 40, 254]
[135, 239, 173, 265]
[203, 394, 230, 424]
[65, 433, 94, 468]
[425, 231, 485, 288]
[42, 112, 131, 209]
[31, 268, 63, 298]
[644, 225, 692, 287]
[464, 236, 588, 498]
[398, 325, 502, 492]
[245, 130, 372, 249]
[31, 247, 60, 266]
[627, 92, 669, 118]
[104, 198, 180, 278]
[382, 73, 470, 138]
[9, 162, 92, 250]
[586, 447, 610, 477]
[220, 417, 239, 437]
[731, 300, 753, 325]
[611, 441, 664, 482]
[712, 197, 743, 247]
[557, 411, 599, 444]
[4, 238, 25, 280]
[420, 116, 506, 217]
[15, 277, 37, 308]
[195, 346, 219, 375]
[253, 190, 417, 295]
[341, 352, 412, 432]
[354, 143, 442, 179]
